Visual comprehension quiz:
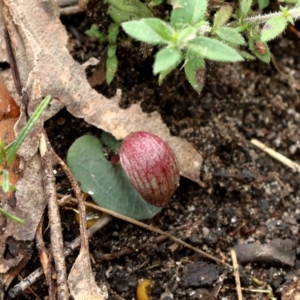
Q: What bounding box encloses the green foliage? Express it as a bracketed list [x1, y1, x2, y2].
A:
[154, 48, 181, 75]
[259, 0, 300, 9]
[122, 18, 175, 44]
[101, 131, 122, 151]
[215, 27, 246, 45]
[106, 23, 119, 84]
[0, 95, 51, 224]
[85, 24, 106, 41]
[213, 5, 233, 28]
[86, 0, 153, 85]
[67, 135, 161, 220]
[240, 0, 253, 18]
[86, 0, 300, 93]
[261, 15, 288, 42]
[188, 37, 243, 62]
[149, 0, 163, 6]
[6, 96, 51, 165]
[258, 0, 269, 9]
[170, 0, 207, 29]
[119, 0, 300, 93]
[248, 37, 271, 63]
[107, 0, 152, 22]
[184, 49, 205, 93]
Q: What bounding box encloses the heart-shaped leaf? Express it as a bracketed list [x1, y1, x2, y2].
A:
[67, 135, 161, 220]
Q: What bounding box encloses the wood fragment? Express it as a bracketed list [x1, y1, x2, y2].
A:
[230, 248, 243, 300]
[60, 5, 83, 16]
[40, 133, 69, 300]
[35, 214, 55, 300]
[251, 139, 300, 173]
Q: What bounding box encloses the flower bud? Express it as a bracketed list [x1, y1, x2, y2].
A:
[120, 131, 180, 207]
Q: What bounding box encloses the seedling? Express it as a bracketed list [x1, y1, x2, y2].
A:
[120, 0, 300, 93]
[86, 0, 153, 84]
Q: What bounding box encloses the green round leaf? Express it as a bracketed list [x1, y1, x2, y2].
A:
[67, 135, 161, 220]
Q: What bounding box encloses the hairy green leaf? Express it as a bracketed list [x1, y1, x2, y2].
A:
[213, 5, 233, 28]
[142, 18, 176, 42]
[107, 0, 152, 23]
[188, 37, 243, 62]
[261, 15, 287, 41]
[85, 24, 106, 41]
[158, 59, 182, 83]
[108, 23, 119, 44]
[106, 55, 118, 84]
[153, 48, 182, 74]
[107, 45, 116, 58]
[171, 0, 207, 28]
[184, 49, 205, 93]
[108, 0, 152, 16]
[215, 27, 246, 45]
[122, 19, 174, 44]
[249, 38, 271, 63]
[67, 135, 161, 220]
[238, 50, 256, 60]
[177, 26, 197, 44]
[240, 0, 253, 18]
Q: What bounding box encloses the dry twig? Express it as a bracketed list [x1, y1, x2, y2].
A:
[83, 202, 232, 268]
[8, 213, 112, 298]
[40, 133, 69, 300]
[251, 139, 300, 172]
[230, 249, 243, 300]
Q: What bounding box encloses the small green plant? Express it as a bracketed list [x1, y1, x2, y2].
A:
[86, 0, 155, 84]
[0, 95, 51, 224]
[119, 0, 300, 93]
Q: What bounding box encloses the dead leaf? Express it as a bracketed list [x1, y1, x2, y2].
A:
[3, 0, 203, 185]
[0, 10, 8, 63]
[0, 43, 46, 297]
[0, 154, 46, 290]
[68, 251, 108, 300]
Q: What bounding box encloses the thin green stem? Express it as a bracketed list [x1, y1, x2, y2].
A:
[6, 95, 51, 165]
[0, 208, 25, 224]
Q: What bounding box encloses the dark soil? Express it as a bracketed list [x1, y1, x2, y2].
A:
[10, 5, 300, 300]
